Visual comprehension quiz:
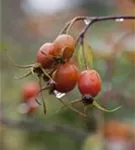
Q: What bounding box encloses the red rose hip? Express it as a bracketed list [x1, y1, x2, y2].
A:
[36, 43, 57, 68]
[78, 70, 102, 97]
[53, 62, 79, 93]
[54, 34, 75, 59]
[22, 81, 40, 101]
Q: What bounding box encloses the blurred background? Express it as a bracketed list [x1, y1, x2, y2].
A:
[0, 0, 135, 150]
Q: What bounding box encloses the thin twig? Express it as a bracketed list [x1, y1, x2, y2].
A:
[59, 16, 88, 35]
[39, 77, 47, 114]
[14, 71, 31, 80]
[57, 98, 88, 119]
[75, 15, 135, 46]
[66, 16, 88, 34]
[7, 52, 34, 68]
[38, 86, 50, 93]
[80, 36, 89, 70]
[81, 15, 135, 35]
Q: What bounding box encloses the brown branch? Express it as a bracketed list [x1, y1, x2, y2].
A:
[58, 16, 88, 35]
[0, 116, 89, 141]
[80, 35, 89, 70]
[75, 15, 135, 45]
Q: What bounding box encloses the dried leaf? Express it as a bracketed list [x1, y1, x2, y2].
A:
[93, 100, 122, 112]
[77, 41, 93, 70]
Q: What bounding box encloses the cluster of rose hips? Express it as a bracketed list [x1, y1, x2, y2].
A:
[8, 15, 135, 117]
[11, 34, 120, 117]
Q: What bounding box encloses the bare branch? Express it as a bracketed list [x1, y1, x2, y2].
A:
[75, 15, 135, 45]
[0, 116, 89, 141]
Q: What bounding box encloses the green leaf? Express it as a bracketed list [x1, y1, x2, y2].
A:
[77, 41, 93, 70]
[84, 42, 93, 68]
[93, 100, 122, 112]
